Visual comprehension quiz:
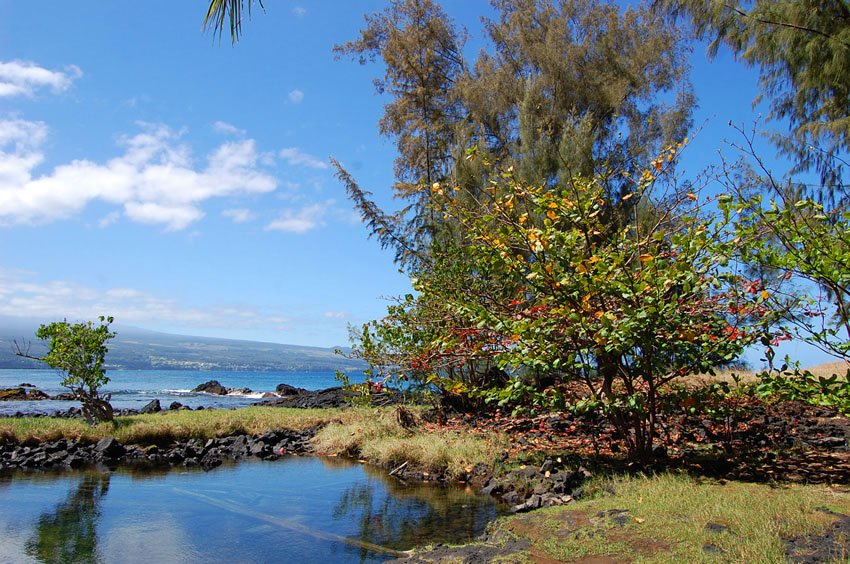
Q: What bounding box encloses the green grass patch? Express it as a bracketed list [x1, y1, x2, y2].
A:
[497, 472, 850, 562]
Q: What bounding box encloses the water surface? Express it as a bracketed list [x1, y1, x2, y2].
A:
[0, 369, 364, 415]
[0, 457, 501, 563]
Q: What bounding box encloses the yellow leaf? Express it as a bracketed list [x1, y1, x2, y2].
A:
[760, 290, 770, 300]
[589, 256, 601, 263]
[576, 263, 588, 274]
[634, 517, 646, 524]
[686, 192, 698, 201]
[546, 210, 557, 220]
[639, 254, 654, 263]
[622, 193, 634, 201]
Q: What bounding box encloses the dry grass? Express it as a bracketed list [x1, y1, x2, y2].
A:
[0, 407, 358, 445]
[680, 360, 850, 389]
[806, 361, 850, 378]
[313, 410, 508, 480]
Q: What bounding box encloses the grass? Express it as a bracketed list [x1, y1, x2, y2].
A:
[313, 408, 509, 480]
[493, 472, 850, 563]
[0, 406, 362, 445]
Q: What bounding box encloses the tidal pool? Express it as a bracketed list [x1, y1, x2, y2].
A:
[0, 456, 502, 563]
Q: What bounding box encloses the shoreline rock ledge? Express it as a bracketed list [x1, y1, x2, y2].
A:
[191, 380, 253, 396]
[0, 388, 51, 401]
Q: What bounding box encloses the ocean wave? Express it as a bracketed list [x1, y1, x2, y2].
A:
[226, 392, 267, 399]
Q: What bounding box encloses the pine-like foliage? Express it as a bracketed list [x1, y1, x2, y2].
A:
[661, 0, 850, 200]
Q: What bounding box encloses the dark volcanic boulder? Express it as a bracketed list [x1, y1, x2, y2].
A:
[94, 437, 125, 459]
[192, 380, 228, 395]
[275, 383, 307, 396]
[141, 399, 161, 414]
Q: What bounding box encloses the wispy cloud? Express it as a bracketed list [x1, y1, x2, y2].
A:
[265, 201, 330, 234]
[324, 310, 347, 319]
[222, 208, 254, 223]
[0, 120, 277, 230]
[279, 147, 327, 169]
[288, 89, 304, 104]
[0, 60, 81, 97]
[98, 211, 121, 228]
[293, 6, 307, 17]
[212, 120, 246, 137]
[0, 269, 291, 331]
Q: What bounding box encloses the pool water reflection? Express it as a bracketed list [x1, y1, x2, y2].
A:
[0, 456, 503, 563]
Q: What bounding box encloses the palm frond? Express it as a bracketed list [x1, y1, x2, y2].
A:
[202, 0, 264, 44]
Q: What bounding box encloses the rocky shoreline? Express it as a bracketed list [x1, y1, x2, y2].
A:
[0, 427, 317, 473]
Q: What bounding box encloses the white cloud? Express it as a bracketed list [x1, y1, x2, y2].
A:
[265, 201, 330, 234]
[0, 60, 81, 97]
[288, 89, 304, 104]
[0, 120, 277, 230]
[279, 147, 327, 169]
[222, 208, 254, 223]
[293, 6, 307, 17]
[0, 118, 47, 151]
[212, 120, 246, 137]
[124, 201, 204, 231]
[0, 269, 291, 331]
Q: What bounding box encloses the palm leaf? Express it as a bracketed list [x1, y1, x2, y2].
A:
[202, 0, 264, 44]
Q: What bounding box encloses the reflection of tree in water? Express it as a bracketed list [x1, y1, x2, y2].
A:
[331, 463, 497, 557]
[26, 472, 111, 563]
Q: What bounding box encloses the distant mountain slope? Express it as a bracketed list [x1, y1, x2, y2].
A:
[0, 317, 365, 372]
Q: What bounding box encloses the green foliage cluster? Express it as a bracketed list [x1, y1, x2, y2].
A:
[35, 316, 116, 425]
[718, 174, 850, 361]
[755, 367, 850, 415]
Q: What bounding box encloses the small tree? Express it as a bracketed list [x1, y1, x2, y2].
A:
[18, 316, 116, 424]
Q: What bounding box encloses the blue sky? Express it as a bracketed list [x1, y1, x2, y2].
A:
[0, 2, 834, 366]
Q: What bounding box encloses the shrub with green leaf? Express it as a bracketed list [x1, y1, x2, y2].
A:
[28, 316, 116, 424]
[353, 151, 774, 461]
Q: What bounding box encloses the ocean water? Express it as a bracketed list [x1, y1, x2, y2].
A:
[0, 457, 502, 563]
[0, 369, 366, 416]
